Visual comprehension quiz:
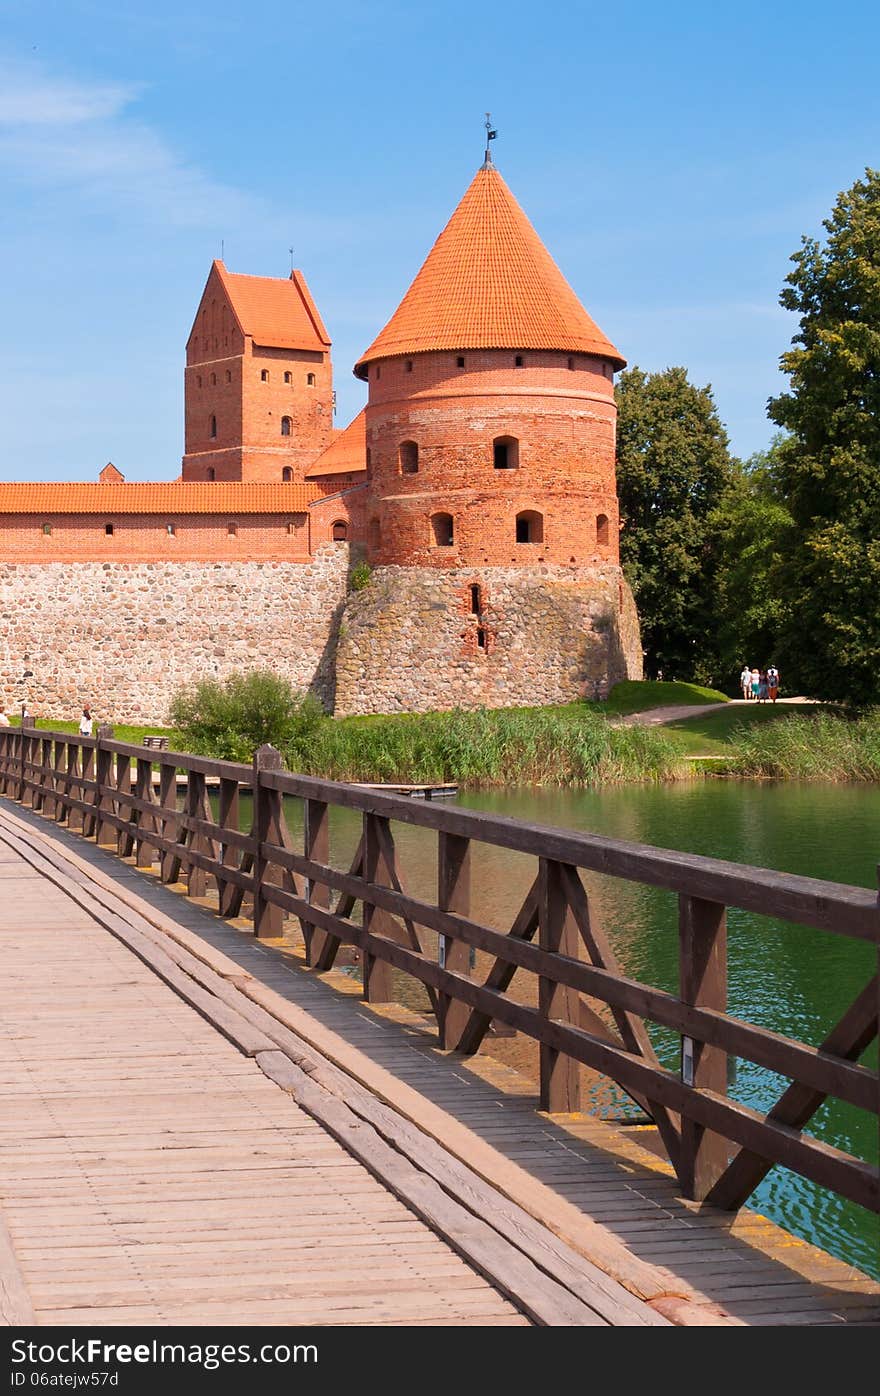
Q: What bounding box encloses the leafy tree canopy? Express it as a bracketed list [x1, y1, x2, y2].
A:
[768, 168, 880, 704]
[615, 365, 735, 682]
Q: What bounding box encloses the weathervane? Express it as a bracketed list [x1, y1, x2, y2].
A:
[483, 112, 497, 167]
[289, 246, 295, 273]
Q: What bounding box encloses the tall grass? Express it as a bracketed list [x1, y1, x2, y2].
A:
[727, 711, 880, 781]
[287, 706, 685, 787]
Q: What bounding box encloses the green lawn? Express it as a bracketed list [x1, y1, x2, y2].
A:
[663, 702, 832, 756]
[600, 679, 729, 716]
[9, 717, 177, 746]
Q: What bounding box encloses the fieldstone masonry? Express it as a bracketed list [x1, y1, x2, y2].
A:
[0, 548, 350, 724]
[334, 564, 642, 716]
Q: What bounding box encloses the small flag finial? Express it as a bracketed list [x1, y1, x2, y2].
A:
[289, 245, 294, 273]
[482, 112, 497, 168]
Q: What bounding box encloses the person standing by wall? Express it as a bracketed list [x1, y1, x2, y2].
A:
[740, 664, 752, 700]
[78, 707, 94, 737]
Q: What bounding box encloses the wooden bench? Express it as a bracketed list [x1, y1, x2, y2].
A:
[142, 735, 169, 750]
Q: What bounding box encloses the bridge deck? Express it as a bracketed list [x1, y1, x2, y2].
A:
[1, 800, 878, 1328]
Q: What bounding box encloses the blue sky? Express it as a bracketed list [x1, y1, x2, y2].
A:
[1, 0, 878, 480]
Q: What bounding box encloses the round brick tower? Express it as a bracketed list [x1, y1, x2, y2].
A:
[333, 156, 642, 715]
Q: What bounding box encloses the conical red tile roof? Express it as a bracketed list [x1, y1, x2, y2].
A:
[355, 165, 624, 378]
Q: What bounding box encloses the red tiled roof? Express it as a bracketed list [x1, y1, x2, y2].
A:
[0, 483, 320, 514]
[305, 410, 367, 478]
[355, 165, 624, 377]
[215, 262, 330, 352]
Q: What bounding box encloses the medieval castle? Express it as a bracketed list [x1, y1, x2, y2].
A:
[0, 155, 642, 722]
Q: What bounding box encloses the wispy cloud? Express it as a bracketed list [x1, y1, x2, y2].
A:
[0, 54, 265, 230]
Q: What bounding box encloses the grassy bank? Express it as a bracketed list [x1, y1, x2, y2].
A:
[290, 705, 687, 787]
[723, 710, 880, 781]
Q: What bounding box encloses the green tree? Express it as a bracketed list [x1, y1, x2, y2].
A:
[768, 168, 880, 705]
[710, 437, 795, 679]
[615, 365, 735, 681]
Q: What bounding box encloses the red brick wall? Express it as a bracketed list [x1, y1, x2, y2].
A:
[182, 267, 333, 483]
[362, 350, 620, 568]
[0, 514, 313, 562]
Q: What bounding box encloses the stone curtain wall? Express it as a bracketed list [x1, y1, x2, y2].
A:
[334, 564, 643, 716]
[0, 547, 350, 725]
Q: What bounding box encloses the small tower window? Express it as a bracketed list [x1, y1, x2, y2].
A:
[469, 584, 481, 615]
[399, 441, 419, 474]
[375, 364, 381, 380]
[104, 523, 114, 537]
[166, 523, 176, 537]
[42, 522, 52, 536]
[281, 416, 292, 437]
[332, 521, 348, 541]
[567, 357, 574, 370]
[477, 627, 487, 650]
[227, 522, 237, 537]
[225, 370, 232, 383]
[284, 371, 292, 384]
[431, 513, 454, 547]
[210, 415, 217, 439]
[282, 467, 293, 482]
[405, 360, 413, 373]
[196, 375, 202, 388]
[493, 436, 519, 470]
[307, 373, 316, 386]
[515, 355, 524, 368]
[456, 356, 465, 369]
[210, 372, 216, 386]
[261, 370, 269, 382]
[516, 511, 543, 544]
[207, 467, 216, 481]
[597, 513, 610, 547]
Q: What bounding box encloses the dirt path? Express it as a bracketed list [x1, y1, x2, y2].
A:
[619, 697, 809, 727]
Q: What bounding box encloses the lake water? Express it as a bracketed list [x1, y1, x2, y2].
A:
[236, 778, 880, 1278]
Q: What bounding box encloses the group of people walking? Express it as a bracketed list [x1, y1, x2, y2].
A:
[740, 665, 780, 703]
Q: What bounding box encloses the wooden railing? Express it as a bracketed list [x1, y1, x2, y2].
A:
[0, 724, 877, 1216]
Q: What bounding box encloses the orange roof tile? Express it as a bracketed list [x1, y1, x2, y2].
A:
[215, 262, 330, 352]
[355, 165, 624, 377]
[0, 483, 320, 514]
[305, 410, 367, 478]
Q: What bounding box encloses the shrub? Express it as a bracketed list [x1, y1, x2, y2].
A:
[349, 560, 372, 592]
[168, 670, 323, 763]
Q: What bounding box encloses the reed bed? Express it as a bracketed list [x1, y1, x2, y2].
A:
[726, 710, 880, 781]
[288, 706, 686, 787]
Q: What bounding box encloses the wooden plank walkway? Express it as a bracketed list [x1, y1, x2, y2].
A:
[1, 799, 878, 1327]
[0, 806, 671, 1328]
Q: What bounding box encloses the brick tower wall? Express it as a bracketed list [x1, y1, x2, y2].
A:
[362, 350, 620, 568]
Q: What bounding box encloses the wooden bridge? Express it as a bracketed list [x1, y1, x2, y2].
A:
[0, 726, 877, 1327]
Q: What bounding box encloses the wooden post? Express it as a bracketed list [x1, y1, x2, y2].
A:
[80, 743, 97, 837]
[52, 740, 67, 822]
[217, 777, 241, 917]
[362, 812, 393, 1002]
[67, 743, 84, 831]
[303, 798, 329, 965]
[134, 757, 157, 867]
[158, 763, 179, 883]
[94, 725, 115, 845]
[115, 752, 134, 857]
[538, 857, 581, 1114]
[679, 893, 729, 1200]
[185, 770, 208, 898]
[19, 728, 34, 807]
[438, 831, 471, 1050]
[253, 745, 284, 939]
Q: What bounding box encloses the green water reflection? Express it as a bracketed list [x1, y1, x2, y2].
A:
[232, 779, 880, 1278]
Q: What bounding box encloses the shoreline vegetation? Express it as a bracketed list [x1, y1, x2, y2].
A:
[13, 680, 880, 788]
